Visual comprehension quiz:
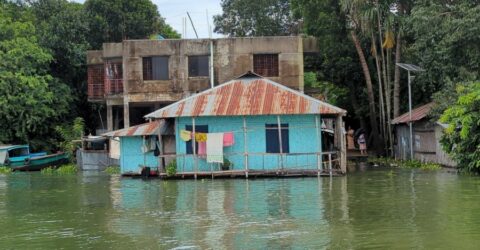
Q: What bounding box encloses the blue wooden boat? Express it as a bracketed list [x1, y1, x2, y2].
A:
[0, 145, 68, 171]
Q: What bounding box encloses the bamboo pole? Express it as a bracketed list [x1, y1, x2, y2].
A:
[243, 116, 249, 178]
[277, 116, 284, 171]
[192, 117, 197, 179]
[315, 115, 322, 176]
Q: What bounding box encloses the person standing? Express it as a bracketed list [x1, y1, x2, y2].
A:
[358, 133, 367, 155]
[347, 127, 355, 150]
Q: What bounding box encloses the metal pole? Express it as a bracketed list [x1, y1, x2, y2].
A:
[408, 71, 414, 160]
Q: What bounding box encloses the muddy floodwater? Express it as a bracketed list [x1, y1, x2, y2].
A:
[0, 166, 479, 249]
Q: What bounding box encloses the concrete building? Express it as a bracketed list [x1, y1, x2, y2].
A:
[87, 36, 319, 132]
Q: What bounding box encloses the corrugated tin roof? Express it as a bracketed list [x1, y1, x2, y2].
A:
[391, 102, 434, 124]
[145, 76, 346, 119]
[102, 120, 163, 137]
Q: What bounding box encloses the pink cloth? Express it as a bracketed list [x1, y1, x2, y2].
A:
[198, 141, 206, 157]
[223, 132, 234, 146]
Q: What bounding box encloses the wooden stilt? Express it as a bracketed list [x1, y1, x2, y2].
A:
[243, 116, 249, 178]
[192, 117, 197, 179]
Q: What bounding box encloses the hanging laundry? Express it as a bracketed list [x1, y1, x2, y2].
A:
[180, 130, 191, 141]
[207, 133, 224, 163]
[197, 141, 207, 158]
[223, 132, 234, 146]
[195, 132, 207, 142]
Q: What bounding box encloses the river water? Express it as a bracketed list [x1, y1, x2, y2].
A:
[0, 166, 479, 249]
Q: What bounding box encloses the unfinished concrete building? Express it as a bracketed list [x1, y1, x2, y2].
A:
[87, 36, 318, 131]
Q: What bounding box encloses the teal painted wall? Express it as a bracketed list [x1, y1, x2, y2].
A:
[120, 136, 158, 174]
[175, 115, 322, 172]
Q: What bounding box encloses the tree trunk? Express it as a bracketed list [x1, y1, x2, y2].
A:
[350, 31, 381, 151]
[371, 34, 386, 152]
[393, 32, 402, 118]
[376, 2, 389, 154]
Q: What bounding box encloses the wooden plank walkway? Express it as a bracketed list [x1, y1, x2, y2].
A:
[124, 169, 344, 179]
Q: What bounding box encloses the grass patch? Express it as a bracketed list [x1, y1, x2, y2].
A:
[104, 165, 120, 175]
[41, 164, 78, 175]
[166, 160, 177, 177]
[368, 157, 441, 170]
[0, 166, 12, 174]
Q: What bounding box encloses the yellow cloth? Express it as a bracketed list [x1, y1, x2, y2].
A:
[180, 130, 191, 141]
[195, 133, 207, 142]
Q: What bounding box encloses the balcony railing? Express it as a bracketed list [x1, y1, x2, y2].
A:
[88, 83, 105, 99]
[105, 78, 123, 95]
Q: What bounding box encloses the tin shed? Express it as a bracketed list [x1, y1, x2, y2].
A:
[392, 103, 456, 167]
[145, 73, 348, 177]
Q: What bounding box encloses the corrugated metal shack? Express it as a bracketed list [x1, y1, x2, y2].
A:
[392, 103, 456, 167]
[143, 73, 348, 178]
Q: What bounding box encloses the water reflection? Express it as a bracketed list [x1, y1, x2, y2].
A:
[1, 169, 480, 249]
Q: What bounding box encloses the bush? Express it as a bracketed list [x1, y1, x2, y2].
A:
[166, 160, 176, 177]
[368, 157, 441, 170]
[41, 164, 77, 175]
[104, 165, 120, 175]
[440, 82, 480, 172]
[0, 167, 12, 174]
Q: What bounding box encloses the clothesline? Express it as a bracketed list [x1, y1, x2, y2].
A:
[179, 124, 335, 134]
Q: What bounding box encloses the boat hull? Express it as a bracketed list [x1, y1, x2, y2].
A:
[10, 153, 68, 171]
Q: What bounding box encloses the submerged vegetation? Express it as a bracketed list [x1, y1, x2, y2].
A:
[41, 164, 78, 175]
[104, 165, 120, 175]
[368, 157, 441, 171]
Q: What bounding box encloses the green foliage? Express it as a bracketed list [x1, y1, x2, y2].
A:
[214, 0, 300, 36]
[104, 165, 120, 175]
[166, 160, 177, 177]
[304, 72, 348, 105]
[405, 2, 480, 100]
[40, 167, 56, 175]
[85, 0, 178, 48]
[368, 157, 441, 170]
[55, 117, 84, 161]
[439, 82, 480, 172]
[0, 167, 12, 174]
[0, 6, 72, 145]
[41, 164, 78, 175]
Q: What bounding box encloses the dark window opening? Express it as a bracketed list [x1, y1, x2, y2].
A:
[185, 125, 208, 154]
[188, 55, 209, 77]
[143, 56, 169, 80]
[254, 54, 279, 77]
[265, 124, 289, 153]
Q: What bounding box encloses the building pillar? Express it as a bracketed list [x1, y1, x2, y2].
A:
[123, 102, 130, 128]
[107, 104, 113, 131]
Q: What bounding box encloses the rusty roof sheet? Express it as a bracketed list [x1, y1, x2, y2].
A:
[102, 120, 163, 137]
[145, 77, 346, 119]
[391, 102, 434, 124]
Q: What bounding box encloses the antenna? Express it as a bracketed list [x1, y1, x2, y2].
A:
[186, 12, 199, 39]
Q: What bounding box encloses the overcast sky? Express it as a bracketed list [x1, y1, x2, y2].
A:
[73, 0, 223, 38]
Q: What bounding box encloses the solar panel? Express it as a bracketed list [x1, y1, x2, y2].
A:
[396, 63, 425, 72]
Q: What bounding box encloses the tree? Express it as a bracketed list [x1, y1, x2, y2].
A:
[214, 0, 300, 36]
[0, 6, 72, 146]
[405, 1, 480, 104]
[440, 82, 480, 172]
[84, 0, 179, 49]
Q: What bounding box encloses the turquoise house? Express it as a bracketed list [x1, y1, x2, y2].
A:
[103, 120, 174, 175]
[144, 73, 347, 177]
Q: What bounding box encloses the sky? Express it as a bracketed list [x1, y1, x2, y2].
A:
[72, 0, 223, 38]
